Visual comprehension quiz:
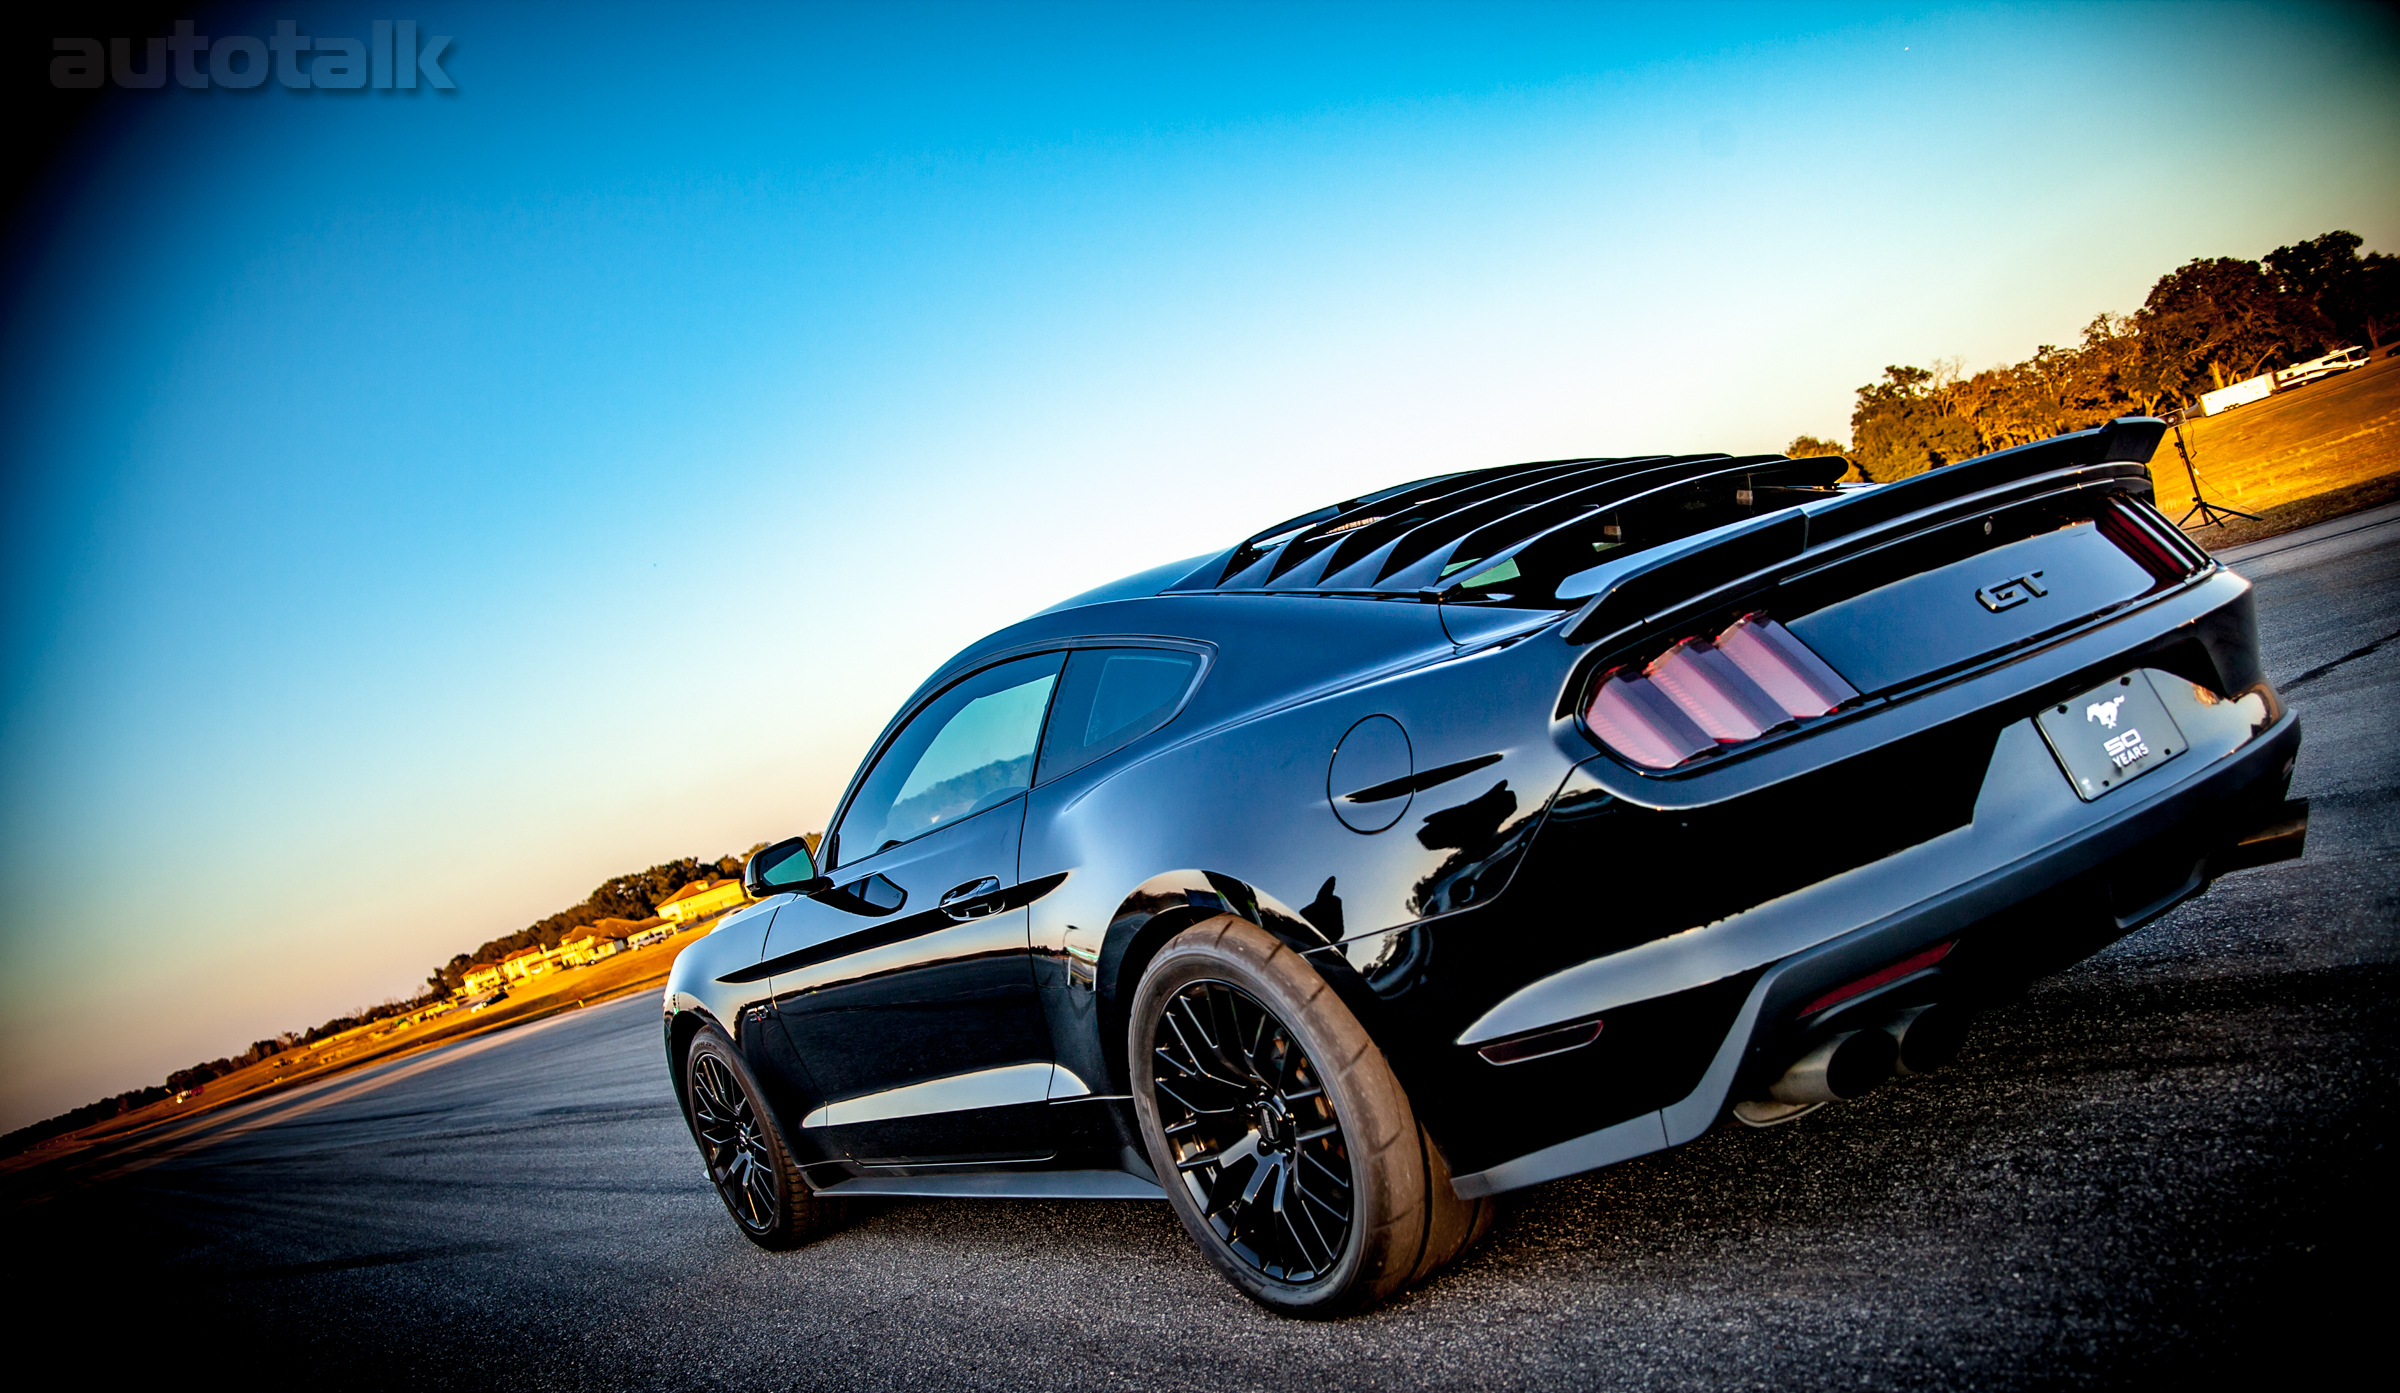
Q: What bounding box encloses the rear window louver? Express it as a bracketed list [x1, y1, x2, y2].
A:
[1168, 453, 1847, 600]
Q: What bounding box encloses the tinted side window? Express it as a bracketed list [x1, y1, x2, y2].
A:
[1037, 648, 1202, 784]
[834, 653, 1065, 864]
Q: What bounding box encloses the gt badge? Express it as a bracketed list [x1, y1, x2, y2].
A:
[1975, 571, 2048, 612]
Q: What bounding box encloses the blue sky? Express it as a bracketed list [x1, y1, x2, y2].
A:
[3, 1, 2395, 1128]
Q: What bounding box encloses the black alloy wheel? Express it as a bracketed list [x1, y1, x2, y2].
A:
[691, 1051, 779, 1232]
[681, 1029, 836, 1250]
[1150, 978, 1355, 1283]
[1129, 915, 1493, 1316]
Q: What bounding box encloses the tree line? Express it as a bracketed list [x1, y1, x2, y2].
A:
[1786, 230, 2395, 482]
[425, 850, 758, 993]
[1, 847, 764, 1156]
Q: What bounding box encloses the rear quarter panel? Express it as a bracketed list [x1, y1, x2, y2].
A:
[1014, 595, 1600, 1097]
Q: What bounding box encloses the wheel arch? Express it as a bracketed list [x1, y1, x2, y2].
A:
[662, 1004, 729, 1119]
[1094, 869, 1375, 1094]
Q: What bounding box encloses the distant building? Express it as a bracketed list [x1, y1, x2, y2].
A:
[501, 943, 577, 981]
[655, 878, 749, 925]
[462, 913, 682, 993]
[557, 933, 622, 967]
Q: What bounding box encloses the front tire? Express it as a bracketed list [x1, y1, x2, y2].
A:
[682, 1027, 839, 1250]
[1128, 915, 1491, 1316]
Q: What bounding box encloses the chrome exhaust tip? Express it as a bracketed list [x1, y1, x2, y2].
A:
[2216, 796, 2309, 874]
[1765, 1028, 1897, 1105]
[1881, 1002, 1971, 1076]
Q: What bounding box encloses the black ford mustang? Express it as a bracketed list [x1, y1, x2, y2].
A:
[664, 418, 2305, 1315]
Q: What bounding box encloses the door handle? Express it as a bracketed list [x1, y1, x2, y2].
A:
[937, 876, 1005, 920]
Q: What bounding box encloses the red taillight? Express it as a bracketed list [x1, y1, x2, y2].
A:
[2097, 496, 2208, 581]
[1647, 635, 1783, 742]
[1714, 613, 1857, 718]
[1582, 613, 1857, 769]
[1585, 668, 1715, 768]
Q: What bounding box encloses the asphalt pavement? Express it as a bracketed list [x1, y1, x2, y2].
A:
[7, 506, 2394, 1390]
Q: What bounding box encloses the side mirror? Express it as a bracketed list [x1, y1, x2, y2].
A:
[744, 835, 831, 898]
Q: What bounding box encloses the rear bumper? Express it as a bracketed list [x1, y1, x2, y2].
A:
[1449, 690, 2301, 1198]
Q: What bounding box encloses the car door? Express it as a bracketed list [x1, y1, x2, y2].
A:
[761, 652, 1066, 1166]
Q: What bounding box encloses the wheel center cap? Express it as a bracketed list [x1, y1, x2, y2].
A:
[1253, 1097, 1291, 1151]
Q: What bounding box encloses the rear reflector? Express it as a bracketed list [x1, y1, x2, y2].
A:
[1583, 613, 1858, 769]
[1799, 940, 1955, 1018]
[1476, 1017, 1604, 1065]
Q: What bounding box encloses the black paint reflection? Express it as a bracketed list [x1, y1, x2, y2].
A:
[1408, 780, 1538, 918]
[1299, 876, 1346, 942]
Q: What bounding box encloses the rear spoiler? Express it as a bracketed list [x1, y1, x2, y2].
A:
[1563, 417, 2170, 648]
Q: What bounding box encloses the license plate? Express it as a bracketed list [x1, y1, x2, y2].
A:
[2036, 671, 2187, 801]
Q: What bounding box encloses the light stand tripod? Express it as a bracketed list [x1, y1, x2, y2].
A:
[2170, 412, 2257, 529]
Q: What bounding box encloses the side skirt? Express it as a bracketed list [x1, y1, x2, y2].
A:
[815, 1170, 1168, 1201]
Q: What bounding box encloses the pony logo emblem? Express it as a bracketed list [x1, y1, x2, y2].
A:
[2086, 695, 2126, 729]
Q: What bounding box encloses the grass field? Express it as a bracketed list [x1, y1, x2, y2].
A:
[1, 920, 718, 1176]
[2153, 353, 2400, 545]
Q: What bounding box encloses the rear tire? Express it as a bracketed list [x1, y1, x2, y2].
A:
[682, 1026, 841, 1250]
[1128, 915, 1492, 1316]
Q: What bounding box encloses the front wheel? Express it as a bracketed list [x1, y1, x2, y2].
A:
[1128, 916, 1491, 1316]
[682, 1027, 840, 1250]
